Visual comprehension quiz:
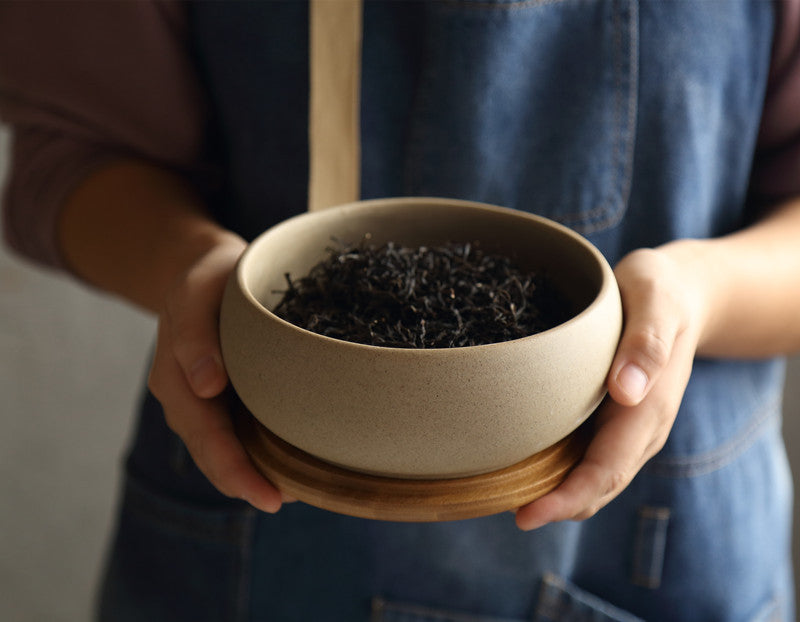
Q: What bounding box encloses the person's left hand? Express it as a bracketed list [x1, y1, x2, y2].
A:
[515, 244, 709, 530]
[148, 234, 288, 514]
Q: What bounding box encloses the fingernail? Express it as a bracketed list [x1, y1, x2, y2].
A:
[240, 494, 280, 514]
[519, 517, 549, 532]
[190, 356, 220, 396]
[616, 363, 648, 402]
[261, 500, 282, 514]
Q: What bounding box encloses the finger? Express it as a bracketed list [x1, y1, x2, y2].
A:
[166, 294, 227, 399]
[516, 334, 695, 531]
[515, 401, 657, 530]
[608, 250, 685, 406]
[164, 246, 242, 399]
[179, 397, 284, 513]
[149, 325, 283, 513]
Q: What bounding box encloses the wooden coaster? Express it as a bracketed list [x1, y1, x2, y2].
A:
[233, 406, 590, 522]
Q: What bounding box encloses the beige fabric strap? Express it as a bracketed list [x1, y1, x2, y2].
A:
[308, 0, 363, 212]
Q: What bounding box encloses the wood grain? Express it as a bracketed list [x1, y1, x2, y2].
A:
[234, 405, 590, 522]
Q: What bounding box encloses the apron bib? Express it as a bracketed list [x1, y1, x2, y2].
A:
[98, 2, 792, 620]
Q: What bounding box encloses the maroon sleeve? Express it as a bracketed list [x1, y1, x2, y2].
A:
[0, 0, 207, 270]
[751, 0, 800, 205]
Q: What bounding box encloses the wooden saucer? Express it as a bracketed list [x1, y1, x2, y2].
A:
[233, 406, 590, 522]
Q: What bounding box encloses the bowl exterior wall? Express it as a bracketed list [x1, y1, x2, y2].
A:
[221, 266, 621, 478]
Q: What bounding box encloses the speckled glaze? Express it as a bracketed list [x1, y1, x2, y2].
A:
[220, 198, 622, 479]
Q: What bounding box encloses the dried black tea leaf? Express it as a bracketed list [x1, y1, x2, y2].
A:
[272, 238, 574, 348]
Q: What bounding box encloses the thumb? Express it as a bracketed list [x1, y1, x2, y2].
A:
[608, 250, 685, 407]
[166, 296, 228, 399]
[163, 245, 243, 399]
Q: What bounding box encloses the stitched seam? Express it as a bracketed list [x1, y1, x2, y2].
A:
[537, 573, 645, 621]
[753, 597, 780, 622]
[585, 0, 622, 226]
[232, 509, 257, 622]
[439, 0, 576, 11]
[645, 399, 781, 478]
[555, 0, 638, 234]
[631, 506, 670, 589]
[536, 572, 566, 620]
[600, 0, 638, 233]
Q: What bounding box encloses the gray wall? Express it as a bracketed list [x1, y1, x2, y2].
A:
[0, 126, 156, 621]
[1, 125, 799, 621]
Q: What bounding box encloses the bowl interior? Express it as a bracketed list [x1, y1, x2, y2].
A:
[239, 198, 605, 333]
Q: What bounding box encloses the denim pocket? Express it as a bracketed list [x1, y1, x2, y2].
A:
[371, 573, 645, 622]
[404, 0, 638, 235]
[533, 573, 644, 622]
[97, 475, 257, 622]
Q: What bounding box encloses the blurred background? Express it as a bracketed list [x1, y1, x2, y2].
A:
[1, 123, 799, 621]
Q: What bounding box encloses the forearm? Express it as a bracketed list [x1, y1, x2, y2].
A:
[55, 158, 284, 511]
[57, 159, 244, 314]
[663, 197, 800, 358]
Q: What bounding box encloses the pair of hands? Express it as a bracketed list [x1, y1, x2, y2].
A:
[148, 234, 706, 527]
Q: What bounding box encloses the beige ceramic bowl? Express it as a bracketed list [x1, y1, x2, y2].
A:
[220, 197, 622, 479]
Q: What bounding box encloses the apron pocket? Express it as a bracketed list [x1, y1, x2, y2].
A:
[534, 573, 644, 622]
[97, 474, 256, 622]
[403, 0, 638, 235]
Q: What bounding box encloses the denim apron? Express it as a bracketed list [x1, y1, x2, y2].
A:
[97, 1, 794, 621]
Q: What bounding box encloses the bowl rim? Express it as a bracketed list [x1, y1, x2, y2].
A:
[231, 196, 618, 354]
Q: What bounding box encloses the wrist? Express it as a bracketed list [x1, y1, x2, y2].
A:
[159, 224, 246, 305]
[58, 159, 245, 313]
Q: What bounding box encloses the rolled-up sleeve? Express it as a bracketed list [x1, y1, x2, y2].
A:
[0, 0, 207, 270]
[751, 0, 800, 205]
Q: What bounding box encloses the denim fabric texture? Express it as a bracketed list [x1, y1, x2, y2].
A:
[98, 1, 794, 620]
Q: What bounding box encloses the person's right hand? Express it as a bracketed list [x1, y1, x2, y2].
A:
[147, 234, 286, 513]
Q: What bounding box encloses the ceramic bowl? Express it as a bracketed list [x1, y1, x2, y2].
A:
[220, 197, 622, 479]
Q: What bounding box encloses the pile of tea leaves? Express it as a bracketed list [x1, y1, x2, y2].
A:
[272, 238, 573, 348]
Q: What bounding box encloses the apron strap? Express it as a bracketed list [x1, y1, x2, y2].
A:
[308, 0, 363, 212]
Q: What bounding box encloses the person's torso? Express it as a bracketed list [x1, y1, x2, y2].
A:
[155, 2, 792, 619]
